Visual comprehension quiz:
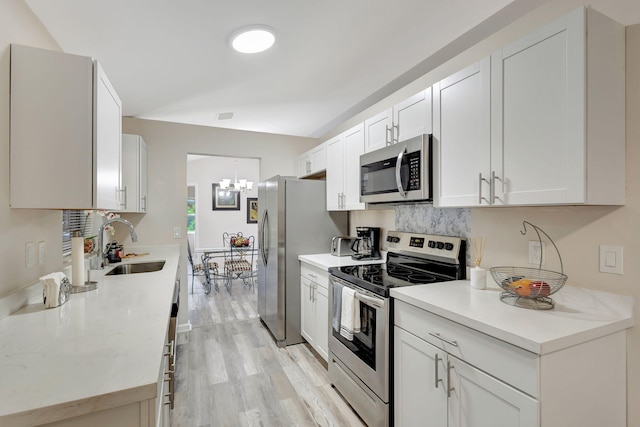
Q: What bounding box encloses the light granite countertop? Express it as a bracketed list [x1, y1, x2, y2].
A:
[0, 245, 180, 426]
[391, 280, 634, 355]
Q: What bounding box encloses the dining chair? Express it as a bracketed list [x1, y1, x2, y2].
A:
[222, 232, 256, 291]
[187, 239, 218, 294]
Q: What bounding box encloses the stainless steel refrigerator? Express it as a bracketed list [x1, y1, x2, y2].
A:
[257, 176, 348, 347]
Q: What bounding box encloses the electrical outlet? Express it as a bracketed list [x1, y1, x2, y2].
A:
[528, 241, 545, 266]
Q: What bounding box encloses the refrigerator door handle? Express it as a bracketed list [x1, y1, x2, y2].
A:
[260, 209, 269, 266]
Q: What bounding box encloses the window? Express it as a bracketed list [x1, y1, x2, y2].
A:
[62, 210, 93, 256]
[187, 185, 196, 233]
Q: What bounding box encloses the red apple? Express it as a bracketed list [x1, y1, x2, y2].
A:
[530, 280, 551, 297]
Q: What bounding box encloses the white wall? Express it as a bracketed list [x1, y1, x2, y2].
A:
[187, 156, 260, 249]
[0, 1, 65, 298]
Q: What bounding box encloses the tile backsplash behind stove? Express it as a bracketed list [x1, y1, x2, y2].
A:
[395, 204, 471, 266]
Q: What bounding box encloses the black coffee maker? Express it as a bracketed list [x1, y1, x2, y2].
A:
[351, 227, 382, 260]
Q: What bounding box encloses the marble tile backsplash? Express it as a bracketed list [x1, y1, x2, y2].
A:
[395, 204, 470, 239]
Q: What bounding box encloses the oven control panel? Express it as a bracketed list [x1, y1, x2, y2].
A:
[384, 230, 463, 263]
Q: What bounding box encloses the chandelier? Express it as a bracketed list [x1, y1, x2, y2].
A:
[219, 161, 253, 192]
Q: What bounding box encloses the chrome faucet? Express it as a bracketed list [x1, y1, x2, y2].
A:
[97, 217, 138, 268]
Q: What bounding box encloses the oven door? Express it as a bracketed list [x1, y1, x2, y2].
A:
[359, 134, 431, 204]
[329, 275, 389, 402]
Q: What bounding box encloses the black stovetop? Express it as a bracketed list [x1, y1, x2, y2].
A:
[329, 252, 465, 297]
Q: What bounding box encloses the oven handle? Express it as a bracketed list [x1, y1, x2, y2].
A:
[356, 292, 385, 309]
[395, 149, 407, 198]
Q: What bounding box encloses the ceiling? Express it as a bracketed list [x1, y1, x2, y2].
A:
[24, 0, 640, 138]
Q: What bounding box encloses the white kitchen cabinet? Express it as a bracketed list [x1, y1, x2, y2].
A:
[435, 6, 625, 207]
[300, 262, 329, 362]
[364, 89, 432, 153]
[121, 134, 148, 213]
[393, 299, 626, 427]
[326, 124, 365, 211]
[10, 44, 123, 210]
[298, 143, 326, 178]
[433, 58, 492, 207]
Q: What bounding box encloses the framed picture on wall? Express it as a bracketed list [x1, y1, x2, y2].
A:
[247, 198, 258, 223]
[212, 184, 240, 210]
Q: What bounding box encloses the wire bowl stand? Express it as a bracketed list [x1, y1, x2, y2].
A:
[490, 221, 567, 310]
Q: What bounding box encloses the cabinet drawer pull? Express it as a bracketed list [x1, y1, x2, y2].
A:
[491, 170, 500, 203]
[386, 125, 392, 145]
[429, 332, 458, 347]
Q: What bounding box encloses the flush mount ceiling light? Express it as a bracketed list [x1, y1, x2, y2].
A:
[230, 25, 276, 53]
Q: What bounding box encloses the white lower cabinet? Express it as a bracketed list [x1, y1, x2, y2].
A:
[394, 328, 537, 427]
[300, 262, 329, 361]
[393, 300, 627, 427]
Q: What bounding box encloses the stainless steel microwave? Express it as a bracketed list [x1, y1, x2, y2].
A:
[359, 134, 432, 204]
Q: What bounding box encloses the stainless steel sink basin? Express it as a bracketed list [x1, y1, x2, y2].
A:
[106, 261, 166, 276]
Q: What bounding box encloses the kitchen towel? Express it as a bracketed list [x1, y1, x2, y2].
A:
[340, 287, 358, 341]
[332, 281, 344, 333]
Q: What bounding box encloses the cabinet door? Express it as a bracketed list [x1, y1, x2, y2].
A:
[315, 283, 329, 362]
[394, 327, 448, 427]
[121, 134, 139, 212]
[310, 143, 327, 174]
[139, 138, 148, 212]
[343, 123, 365, 211]
[394, 88, 432, 143]
[491, 10, 584, 205]
[94, 61, 123, 211]
[326, 135, 345, 210]
[434, 57, 491, 207]
[448, 356, 538, 427]
[364, 109, 392, 153]
[300, 276, 315, 346]
[298, 152, 311, 177]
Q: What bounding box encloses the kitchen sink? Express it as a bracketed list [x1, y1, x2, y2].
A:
[106, 261, 166, 276]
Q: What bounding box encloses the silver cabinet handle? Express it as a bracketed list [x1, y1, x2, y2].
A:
[355, 292, 385, 309]
[393, 124, 399, 144]
[479, 173, 489, 205]
[447, 360, 455, 398]
[428, 332, 458, 347]
[386, 125, 392, 146]
[141, 195, 147, 211]
[434, 353, 443, 389]
[395, 149, 407, 198]
[491, 170, 500, 203]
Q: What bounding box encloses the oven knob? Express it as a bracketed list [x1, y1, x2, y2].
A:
[444, 243, 454, 251]
[436, 241, 445, 249]
[428, 240, 436, 248]
[392, 237, 400, 243]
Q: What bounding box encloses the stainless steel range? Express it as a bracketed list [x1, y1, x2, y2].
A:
[328, 230, 466, 427]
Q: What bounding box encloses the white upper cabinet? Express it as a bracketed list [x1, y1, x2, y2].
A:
[434, 58, 492, 207]
[298, 142, 326, 178]
[364, 89, 432, 153]
[121, 134, 148, 213]
[10, 45, 123, 210]
[435, 7, 625, 207]
[325, 124, 366, 211]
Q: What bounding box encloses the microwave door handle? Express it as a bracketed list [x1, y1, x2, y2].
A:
[395, 149, 407, 198]
[356, 292, 385, 309]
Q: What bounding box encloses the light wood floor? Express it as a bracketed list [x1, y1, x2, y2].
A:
[171, 275, 367, 427]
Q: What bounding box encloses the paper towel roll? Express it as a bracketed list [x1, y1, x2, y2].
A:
[470, 266, 486, 290]
[71, 236, 85, 286]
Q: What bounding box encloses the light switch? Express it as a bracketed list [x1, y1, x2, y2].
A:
[25, 242, 35, 268]
[599, 245, 623, 275]
[38, 241, 46, 265]
[173, 226, 181, 239]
